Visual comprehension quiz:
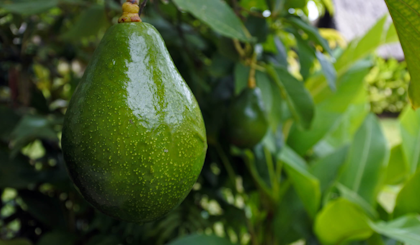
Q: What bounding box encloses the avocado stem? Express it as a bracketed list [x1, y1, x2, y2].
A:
[248, 51, 258, 89]
[118, 0, 141, 23]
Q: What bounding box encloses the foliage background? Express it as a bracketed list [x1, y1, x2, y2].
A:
[0, 0, 419, 245]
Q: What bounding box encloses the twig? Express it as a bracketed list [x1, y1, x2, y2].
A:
[139, 0, 148, 16]
[215, 144, 237, 192]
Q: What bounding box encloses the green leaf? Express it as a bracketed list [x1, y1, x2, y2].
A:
[36, 231, 77, 245]
[316, 51, 337, 91]
[278, 146, 321, 218]
[0, 147, 40, 189]
[335, 15, 387, 73]
[288, 60, 371, 155]
[266, 64, 315, 129]
[385, 0, 420, 108]
[394, 170, 420, 218]
[61, 5, 108, 40]
[314, 198, 373, 245]
[321, 0, 334, 15]
[20, 190, 67, 228]
[338, 114, 389, 206]
[10, 115, 58, 156]
[173, 0, 249, 42]
[167, 234, 233, 245]
[310, 145, 349, 193]
[370, 215, 420, 244]
[296, 35, 316, 81]
[0, 239, 32, 245]
[273, 36, 288, 68]
[273, 0, 285, 16]
[286, 16, 332, 55]
[399, 107, 420, 174]
[384, 144, 409, 185]
[239, 0, 268, 11]
[336, 183, 379, 219]
[234, 63, 250, 95]
[245, 16, 269, 43]
[274, 187, 313, 245]
[285, 0, 308, 9]
[322, 88, 369, 148]
[385, 23, 399, 44]
[0, 106, 21, 141]
[0, 0, 59, 15]
[256, 71, 274, 114]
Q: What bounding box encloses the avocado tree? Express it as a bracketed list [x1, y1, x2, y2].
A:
[1, 0, 420, 244]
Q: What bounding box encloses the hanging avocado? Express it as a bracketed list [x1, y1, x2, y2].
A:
[62, 0, 207, 223]
[227, 86, 269, 149]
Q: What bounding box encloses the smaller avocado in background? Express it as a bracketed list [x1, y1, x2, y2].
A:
[227, 87, 269, 148]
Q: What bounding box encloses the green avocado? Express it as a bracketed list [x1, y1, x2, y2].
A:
[227, 87, 269, 148]
[62, 22, 207, 223]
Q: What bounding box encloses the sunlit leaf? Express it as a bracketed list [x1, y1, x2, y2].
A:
[385, 0, 420, 108]
[338, 114, 389, 206]
[394, 170, 420, 218]
[314, 198, 373, 245]
[399, 107, 420, 173]
[371, 215, 420, 244]
[384, 144, 409, 185]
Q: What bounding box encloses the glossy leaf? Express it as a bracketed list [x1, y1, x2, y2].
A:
[173, 0, 248, 42]
[385, 0, 420, 108]
[278, 146, 321, 218]
[288, 60, 371, 155]
[338, 114, 389, 206]
[296, 35, 316, 81]
[316, 51, 337, 91]
[384, 144, 409, 185]
[370, 215, 420, 244]
[61, 5, 108, 40]
[399, 107, 420, 173]
[266, 64, 315, 129]
[0, 0, 58, 15]
[168, 234, 233, 245]
[314, 198, 373, 245]
[394, 170, 420, 218]
[310, 145, 349, 193]
[286, 16, 332, 55]
[274, 36, 288, 68]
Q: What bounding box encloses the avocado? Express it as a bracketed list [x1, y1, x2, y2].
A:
[227, 87, 269, 148]
[62, 20, 207, 223]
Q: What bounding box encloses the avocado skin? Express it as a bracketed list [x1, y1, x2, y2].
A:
[227, 87, 268, 149]
[62, 22, 207, 223]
